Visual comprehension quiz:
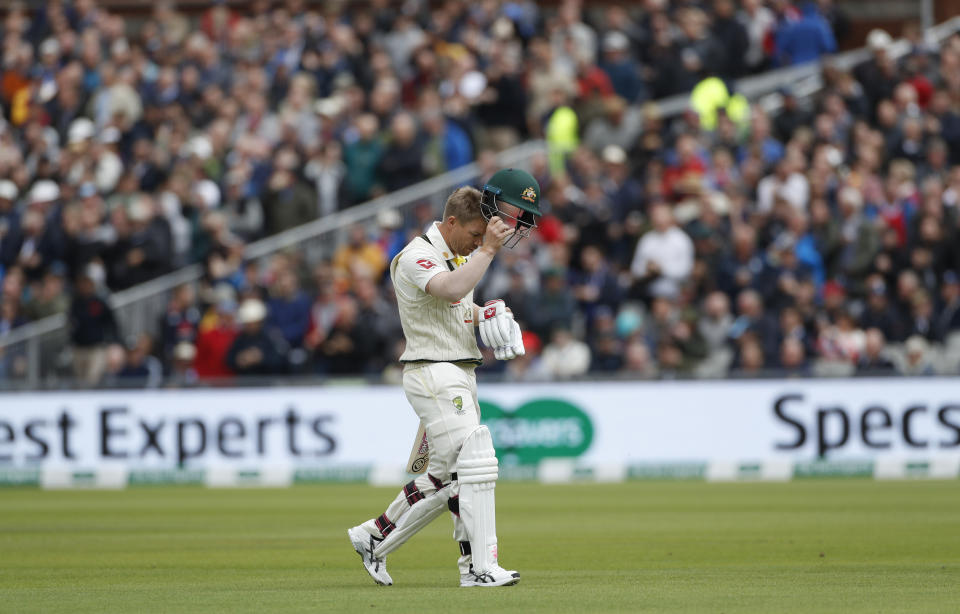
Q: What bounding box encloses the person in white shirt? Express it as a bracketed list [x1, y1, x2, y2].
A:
[631, 203, 695, 299]
[756, 152, 809, 213]
[348, 169, 542, 588]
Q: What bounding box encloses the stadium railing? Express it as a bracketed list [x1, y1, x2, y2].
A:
[0, 142, 546, 387]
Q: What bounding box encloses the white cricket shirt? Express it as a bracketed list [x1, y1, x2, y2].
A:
[390, 222, 482, 363]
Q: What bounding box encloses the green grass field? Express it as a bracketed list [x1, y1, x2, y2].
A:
[1, 480, 959, 613]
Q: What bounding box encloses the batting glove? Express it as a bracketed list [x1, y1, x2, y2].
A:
[493, 317, 525, 361]
[479, 299, 513, 348]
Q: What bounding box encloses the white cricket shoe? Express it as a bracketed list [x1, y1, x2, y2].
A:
[347, 526, 393, 586]
[460, 563, 520, 587]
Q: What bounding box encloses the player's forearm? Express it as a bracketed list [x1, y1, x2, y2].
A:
[426, 249, 495, 303]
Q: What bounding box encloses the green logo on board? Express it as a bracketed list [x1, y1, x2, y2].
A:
[480, 398, 594, 464]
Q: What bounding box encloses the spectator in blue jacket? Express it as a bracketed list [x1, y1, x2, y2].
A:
[775, 2, 836, 66]
[266, 267, 312, 348]
[599, 31, 646, 103]
[226, 298, 289, 375]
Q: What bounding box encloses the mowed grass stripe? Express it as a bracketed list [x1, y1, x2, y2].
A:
[0, 480, 958, 613]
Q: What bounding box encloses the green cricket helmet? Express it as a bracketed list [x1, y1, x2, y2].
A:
[481, 168, 541, 248]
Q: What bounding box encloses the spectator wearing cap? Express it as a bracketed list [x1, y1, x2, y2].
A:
[107, 194, 172, 289]
[17, 179, 66, 274]
[599, 31, 645, 104]
[854, 29, 898, 121]
[69, 263, 119, 385]
[226, 298, 288, 376]
[900, 335, 936, 376]
[600, 145, 644, 226]
[170, 341, 199, 385]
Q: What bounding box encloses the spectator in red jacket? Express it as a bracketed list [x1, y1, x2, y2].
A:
[195, 292, 239, 379]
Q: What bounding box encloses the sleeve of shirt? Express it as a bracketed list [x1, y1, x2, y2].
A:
[396, 243, 446, 293]
[630, 237, 650, 277]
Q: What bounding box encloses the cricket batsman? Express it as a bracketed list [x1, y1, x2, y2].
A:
[348, 168, 541, 587]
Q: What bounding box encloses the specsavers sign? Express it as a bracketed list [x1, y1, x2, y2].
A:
[0, 378, 958, 471]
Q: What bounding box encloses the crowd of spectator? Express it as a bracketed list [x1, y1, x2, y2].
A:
[1, 0, 959, 386]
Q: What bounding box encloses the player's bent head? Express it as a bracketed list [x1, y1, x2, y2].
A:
[443, 186, 483, 224]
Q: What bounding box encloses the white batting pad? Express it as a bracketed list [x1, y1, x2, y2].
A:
[373, 488, 448, 558]
[457, 425, 500, 573]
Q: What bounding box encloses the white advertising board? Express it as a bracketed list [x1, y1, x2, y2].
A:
[1, 378, 958, 484]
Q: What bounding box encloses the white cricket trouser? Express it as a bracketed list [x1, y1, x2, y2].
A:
[361, 361, 479, 556]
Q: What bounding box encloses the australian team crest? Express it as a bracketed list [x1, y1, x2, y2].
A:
[521, 186, 537, 203]
[452, 396, 464, 414]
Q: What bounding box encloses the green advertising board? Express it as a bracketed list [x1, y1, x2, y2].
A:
[480, 398, 594, 465]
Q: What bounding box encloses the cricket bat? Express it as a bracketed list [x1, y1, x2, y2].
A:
[405, 421, 429, 474]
